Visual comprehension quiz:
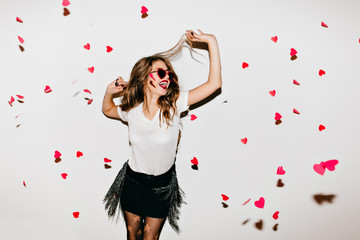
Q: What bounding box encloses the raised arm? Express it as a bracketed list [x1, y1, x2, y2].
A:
[102, 77, 127, 119]
[185, 29, 222, 106]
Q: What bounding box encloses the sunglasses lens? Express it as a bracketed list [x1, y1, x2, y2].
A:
[158, 69, 166, 78]
[168, 72, 174, 81]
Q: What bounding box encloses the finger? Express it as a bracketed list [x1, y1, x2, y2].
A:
[198, 29, 204, 35]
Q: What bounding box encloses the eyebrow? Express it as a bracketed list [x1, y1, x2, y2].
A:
[155, 67, 170, 71]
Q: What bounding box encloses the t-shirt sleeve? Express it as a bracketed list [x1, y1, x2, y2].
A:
[177, 90, 189, 113]
[117, 105, 128, 121]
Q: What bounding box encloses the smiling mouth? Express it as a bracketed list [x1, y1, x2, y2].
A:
[159, 80, 168, 89]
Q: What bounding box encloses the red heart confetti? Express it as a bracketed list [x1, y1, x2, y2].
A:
[88, 66, 94, 73]
[106, 46, 113, 52]
[104, 158, 112, 163]
[271, 36, 278, 43]
[54, 150, 62, 158]
[276, 166, 285, 175]
[73, 211, 79, 218]
[62, 0, 70, 7]
[242, 198, 251, 206]
[319, 124, 325, 131]
[293, 108, 300, 114]
[242, 62, 249, 69]
[290, 48, 297, 56]
[221, 194, 229, 201]
[18, 36, 24, 44]
[84, 89, 92, 94]
[324, 159, 339, 171]
[269, 90, 276, 97]
[241, 138, 247, 144]
[190, 114, 197, 121]
[274, 112, 282, 121]
[8, 96, 15, 107]
[254, 197, 265, 208]
[44, 85, 52, 93]
[141, 6, 148, 14]
[16, 17, 23, 23]
[321, 21, 328, 28]
[87, 99, 93, 105]
[319, 69, 325, 76]
[293, 79, 300, 85]
[76, 151, 83, 158]
[16, 95, 24, 99]
[23, 181, 26, 187]
[190, 157, 198, 165]
[61, 173, 68, 179]
[273, 211, 279, 220]
[313, 163, 325, 175]
[84, 43, 90, 50]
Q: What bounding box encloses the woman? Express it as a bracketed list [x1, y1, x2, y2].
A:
[102, 29, 222, 240]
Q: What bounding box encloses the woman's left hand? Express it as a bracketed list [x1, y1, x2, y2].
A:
[185, 29, 216, 44]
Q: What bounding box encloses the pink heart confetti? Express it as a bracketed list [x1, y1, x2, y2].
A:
[254, 197, 265, 208]
[273, 211, 279, 220]
[62, 0, 70, 7]
[293, 79, 300, 85]
[191, 157, 198, 165]
[271, 36, 278, 43]
[290, 48, 297, 56]
[83, 43, 90, 50]
[241, 138, 247, 144]
[106, 46, 113, 52]
[16, 17, 23, 23]
[76, 151, 83, 158]
[88, 66, 94, 73]
[87, 99, 93, 105]
[141, 6, 148, 14]
[319, 124, 325, 131]
[23, 181, 26, 187]
[73, 211, 79, 218]
[84, 89, 92, 94]
[16, 95, 24, 99]
[44, 85, 52, 93]
[242, 62, 249, 69]
[221, 194, 229, 201]
[321, 21, 328, 28]
[324, 159, 339, 171]
[313, 163, 325, 175]
[190, 114, 197, 121]
[18, 36, 24, 44]
[104, 158, 112, 163]
[242, 198, 251, 206]
[276, 166, 285, 175]
[274, 112, 282, 121]
[269, 90, 276, 97]
[8, 96, 15, 107]
[61, 173, 68, 179]
[54, 150, 62, 158]
[293, 108, 300, 114]
[15, 113, 24, 118]
[319, 69, 325, 76]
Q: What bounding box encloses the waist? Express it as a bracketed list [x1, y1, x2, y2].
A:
[126, 162, 175, 182]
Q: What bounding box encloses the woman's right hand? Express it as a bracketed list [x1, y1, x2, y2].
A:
[106, 76, 127, 95]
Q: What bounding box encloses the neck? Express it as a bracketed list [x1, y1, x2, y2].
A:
[144, 91, 160, 109]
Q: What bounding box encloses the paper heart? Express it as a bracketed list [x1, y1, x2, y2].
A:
[293, 108, 300, 114]
[269, 90, 276, 97]
[241, 138, 247, 144]
[255, 220, 263, 230]
[242, 198, 251, 206]
[63, 8, 70, 16]
[242, 62, 249, 69]
[271, 36, 278, 43]
[104, 158, 112, 163]
[141, 6, 148, 14]
[221, 194, 229, 201]
[273, 211, 279, 220]
[18, 36, 24, 44]
[222, 202, 229, 208]
[104, 164, 112, 169]
[88, 66, 94, 73]
[254, 197, 265, 208]
[273, 223, 279, 231]
[290, 48, 297, 56]
[190, 114, 197, 121]
[16, 95, 24, 99]
[319, 124, 325, 131]
[44, 85, 52, 93]
[55, 158, 62, 163]
[73, 211, 79, 218]
[277, 179, 284, 187]
[319, 69, 325, 76]
[276, 166, 285, 175]
[321, 21, 328, 28]
[54, 150, 62, 158]
[191, 164, 198, 170]
[84, 43, 90, 50]
[16, 17, 23, 23]
[274, 112, 282, 121]
[61, 173, 68, 179]
[293, 79, 300, 85]
[324, 159, 339, 171]
[8, 96, 15, 107]
[106, 46, 113, 52]
[87, 99, 93, 105]
[191, 157, 198, 165]
[76, 151, 83, 158]
[23, 181, 26, 187]
[62, 0, 70, 7]
[83, 89, 92, 94]
[313, 163, 325, 175]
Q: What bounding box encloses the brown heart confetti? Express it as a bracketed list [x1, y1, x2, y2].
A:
[273, 223, 279, 231]
[105, 164, 111, 169]
[313, 193, 336, 205]
[291, 55, 297, 61]
[242, 219, 250, 225]
[277, 179, 284, 187]
[222, 202, 228, 208]
[63, 8, 70, 16]
[255, 219, 263, 230]
[141, 13, 148, 18]
[19, 45, 25, 52]
[55, 157, 62, 163]
[191, 164, 198, 170]
[275, 119, 282, 125]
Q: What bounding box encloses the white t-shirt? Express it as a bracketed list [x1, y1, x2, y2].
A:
[117, 91, 189, 176]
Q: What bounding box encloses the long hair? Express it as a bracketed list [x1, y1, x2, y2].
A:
[119, 34, 201, 128]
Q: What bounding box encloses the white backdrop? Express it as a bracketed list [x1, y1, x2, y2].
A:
[1, 0, 360, 239]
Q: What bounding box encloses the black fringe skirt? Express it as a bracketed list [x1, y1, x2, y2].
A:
[103, 160, 186, 234]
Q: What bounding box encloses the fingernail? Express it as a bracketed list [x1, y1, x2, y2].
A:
[123, 87, 126, 89]
[120, 84, 124, 87]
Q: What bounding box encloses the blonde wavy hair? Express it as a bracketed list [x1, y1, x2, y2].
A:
[119, 34, 201, 128]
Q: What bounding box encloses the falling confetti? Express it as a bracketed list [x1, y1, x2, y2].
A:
[141, 6, 148, 18]
[83, 89, 92, 94]
[273, 211, 279, 220]
[274, 112, 282, 121]
[87, 99, 93, 105]
[8, 96, 15, 107]
[290, 48, 297, 56]
[293, 108, 300, 114]
[16, 17, 23, 23]
[313, 194, 336, 204]
[104, 164, 111, 169]
[23, 181, 26, 187]
[54, 150, 62, 163]
[273, 223, 279, 231]
[319, 69, 326, 76]
[242, 198, 251, 206]
[63, 8, 70, 16]
[190, 114, 197, 121]
[76, 151, 83, 158]
[276, 166, 285, 175]
[254, 219, 263, 230]
[88, 66, 94, 73]
[313, 159, 339, 175]
[221, 194, 229, 201]
[190, 157, 198, 165]
[73, 211, 79, 218]
[254, 197, 265, 208]
[319, 124, 326, 131]
[104, 158, 112, 163]
[269, 90, 276, 97]
[277, 179, 284, 187]
[242, 219, 250, 225]
[19, 45, 25, 52]
[271, 36, 278, 43]
[241, 138, 247, 144]
[44, 85, 52, 93]
[61, 173, 68, 179]
[321, 21, 328, 28]
[222, 202, 229, 208]
[106, 46, 113, 52]
[84, 43, 90, 50]
[18, 36, 24, 44]
[62, 0, 70, 7]
[293, 79, 300, 85]
[242, 62, 249, 69]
